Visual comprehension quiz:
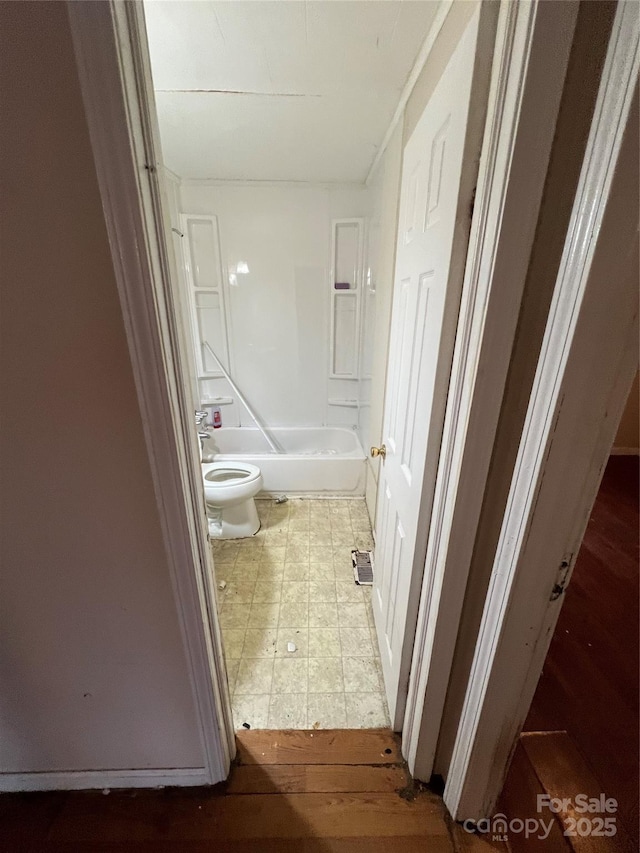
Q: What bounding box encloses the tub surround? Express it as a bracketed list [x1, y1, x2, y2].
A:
[179, 182, 370, 432]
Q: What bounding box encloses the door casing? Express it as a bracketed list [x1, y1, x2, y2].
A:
[63, 0, 588, 799]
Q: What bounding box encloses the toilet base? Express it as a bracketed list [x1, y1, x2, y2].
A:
[206, 497, 261, 540]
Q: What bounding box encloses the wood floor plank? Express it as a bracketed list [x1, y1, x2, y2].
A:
[521, 732, 635, 853]
[524, 457, 639, 846]
[497, 742, 570, 853]
[236, 729, 402, 766]
[449, 823, 509, 851]
[49, 790, 447, 842]
[44, 838, 453, 853]
[227, 763, 408, 794]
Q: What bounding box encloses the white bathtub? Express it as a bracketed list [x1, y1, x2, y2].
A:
[201, 427, 366, 495]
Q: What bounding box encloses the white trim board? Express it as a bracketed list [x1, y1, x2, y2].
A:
[67, 0, 234, 788]
[0, 768, 208, 793]
[402, 0, 578, 782]
[444, 0, 639, 820]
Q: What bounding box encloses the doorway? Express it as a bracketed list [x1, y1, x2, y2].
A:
[142, 0, 491, 733]
[66, 0, 586, 794]
[522, 450, 639, 846]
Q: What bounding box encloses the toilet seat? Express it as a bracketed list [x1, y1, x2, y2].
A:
[203, 461, 261, 486]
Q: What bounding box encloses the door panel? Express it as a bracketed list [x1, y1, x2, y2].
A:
[373, 11, 481, 728]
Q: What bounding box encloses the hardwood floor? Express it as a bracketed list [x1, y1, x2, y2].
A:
[3, 459, 635, 850]
[0, 729, 498, 852]
[522, 456, 639, 846]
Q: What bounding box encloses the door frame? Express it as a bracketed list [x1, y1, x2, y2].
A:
[445, 2, 639, 819]
[68, 0, 234, 785]
[400, 0, 578, 780]
[67, 0, 579, 790]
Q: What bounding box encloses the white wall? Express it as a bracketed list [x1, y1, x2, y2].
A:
[0, 1, 204, 781]
[179, 181, 370, 429]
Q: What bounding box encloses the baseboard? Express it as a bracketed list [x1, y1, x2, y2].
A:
[0, 766, 209, 792]
[610, 446, 640, 456]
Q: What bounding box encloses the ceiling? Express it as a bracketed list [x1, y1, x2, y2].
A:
[144, 1, 440, 183]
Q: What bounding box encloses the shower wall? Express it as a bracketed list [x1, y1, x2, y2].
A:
[180, 182, 369, 429]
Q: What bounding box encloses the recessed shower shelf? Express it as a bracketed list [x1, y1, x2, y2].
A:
[201, 396, 234, 406]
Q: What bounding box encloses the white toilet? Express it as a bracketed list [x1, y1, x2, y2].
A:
[202, 461, 263, 539]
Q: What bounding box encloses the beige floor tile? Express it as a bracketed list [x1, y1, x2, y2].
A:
[211, 552, 237, 568]
[253, 581, 282, 603]
[337, 602, 368, 627]
[272, 657, 308, 694]
[289, 518, 311, 533]
[237, 539, 264, 553]
[242, 628, 278, 658]
[309, 562, 335, 580]
[248, 602, 280, 628]
[219, 604, 251, 630]
[354, 533, 374, 550]
[224, 581, 256, 604]
[268, 693, 307, 728]
[283, 563, 310, 582]
[308, 657, 344, 693]
[230, 562, 260, 580]
[306, 693, 347, 729]
[308, 627, 342, 657]
[335, 581, 363, 603]
[281, 581, 309, 603]
[331, 531, 355, 547]
[309, 580, 336, 602]
[309, 529, 333, 546]
[309, 601, 339, 628]
[257, 564, 285, 582]
[309, 506, 331, 520]
[275, 627, 308, 657]
[285, 542, 310, 564]
[260, 547, 287, 565]
[233, 550, 262, 566]
[288, 500, 310, 517]
[234, 658, 274, 695]
[265, 518, 289, 534]
[309, 546, 332, 563]
[279, 600, 309, 628]
[342, 657, 381, 692]
[333, 550, 354, 571]
[334, 563, 355, 583]
[264, 530, 288, 548]
[345, 692, 389, 728]
[231, 694, 270, 730]
[287, 528, 310, 542]
[212, 540, 240, 555]
[370, 623, 381, 658]
[225, 658, 240, 693]
[340, 627, 374, 657]
[222, 628, 246, 660]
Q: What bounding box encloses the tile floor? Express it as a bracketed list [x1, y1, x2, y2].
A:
[212, 498, 391, 730]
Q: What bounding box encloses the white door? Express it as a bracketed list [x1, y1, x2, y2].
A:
[373, 12, 481, 727]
